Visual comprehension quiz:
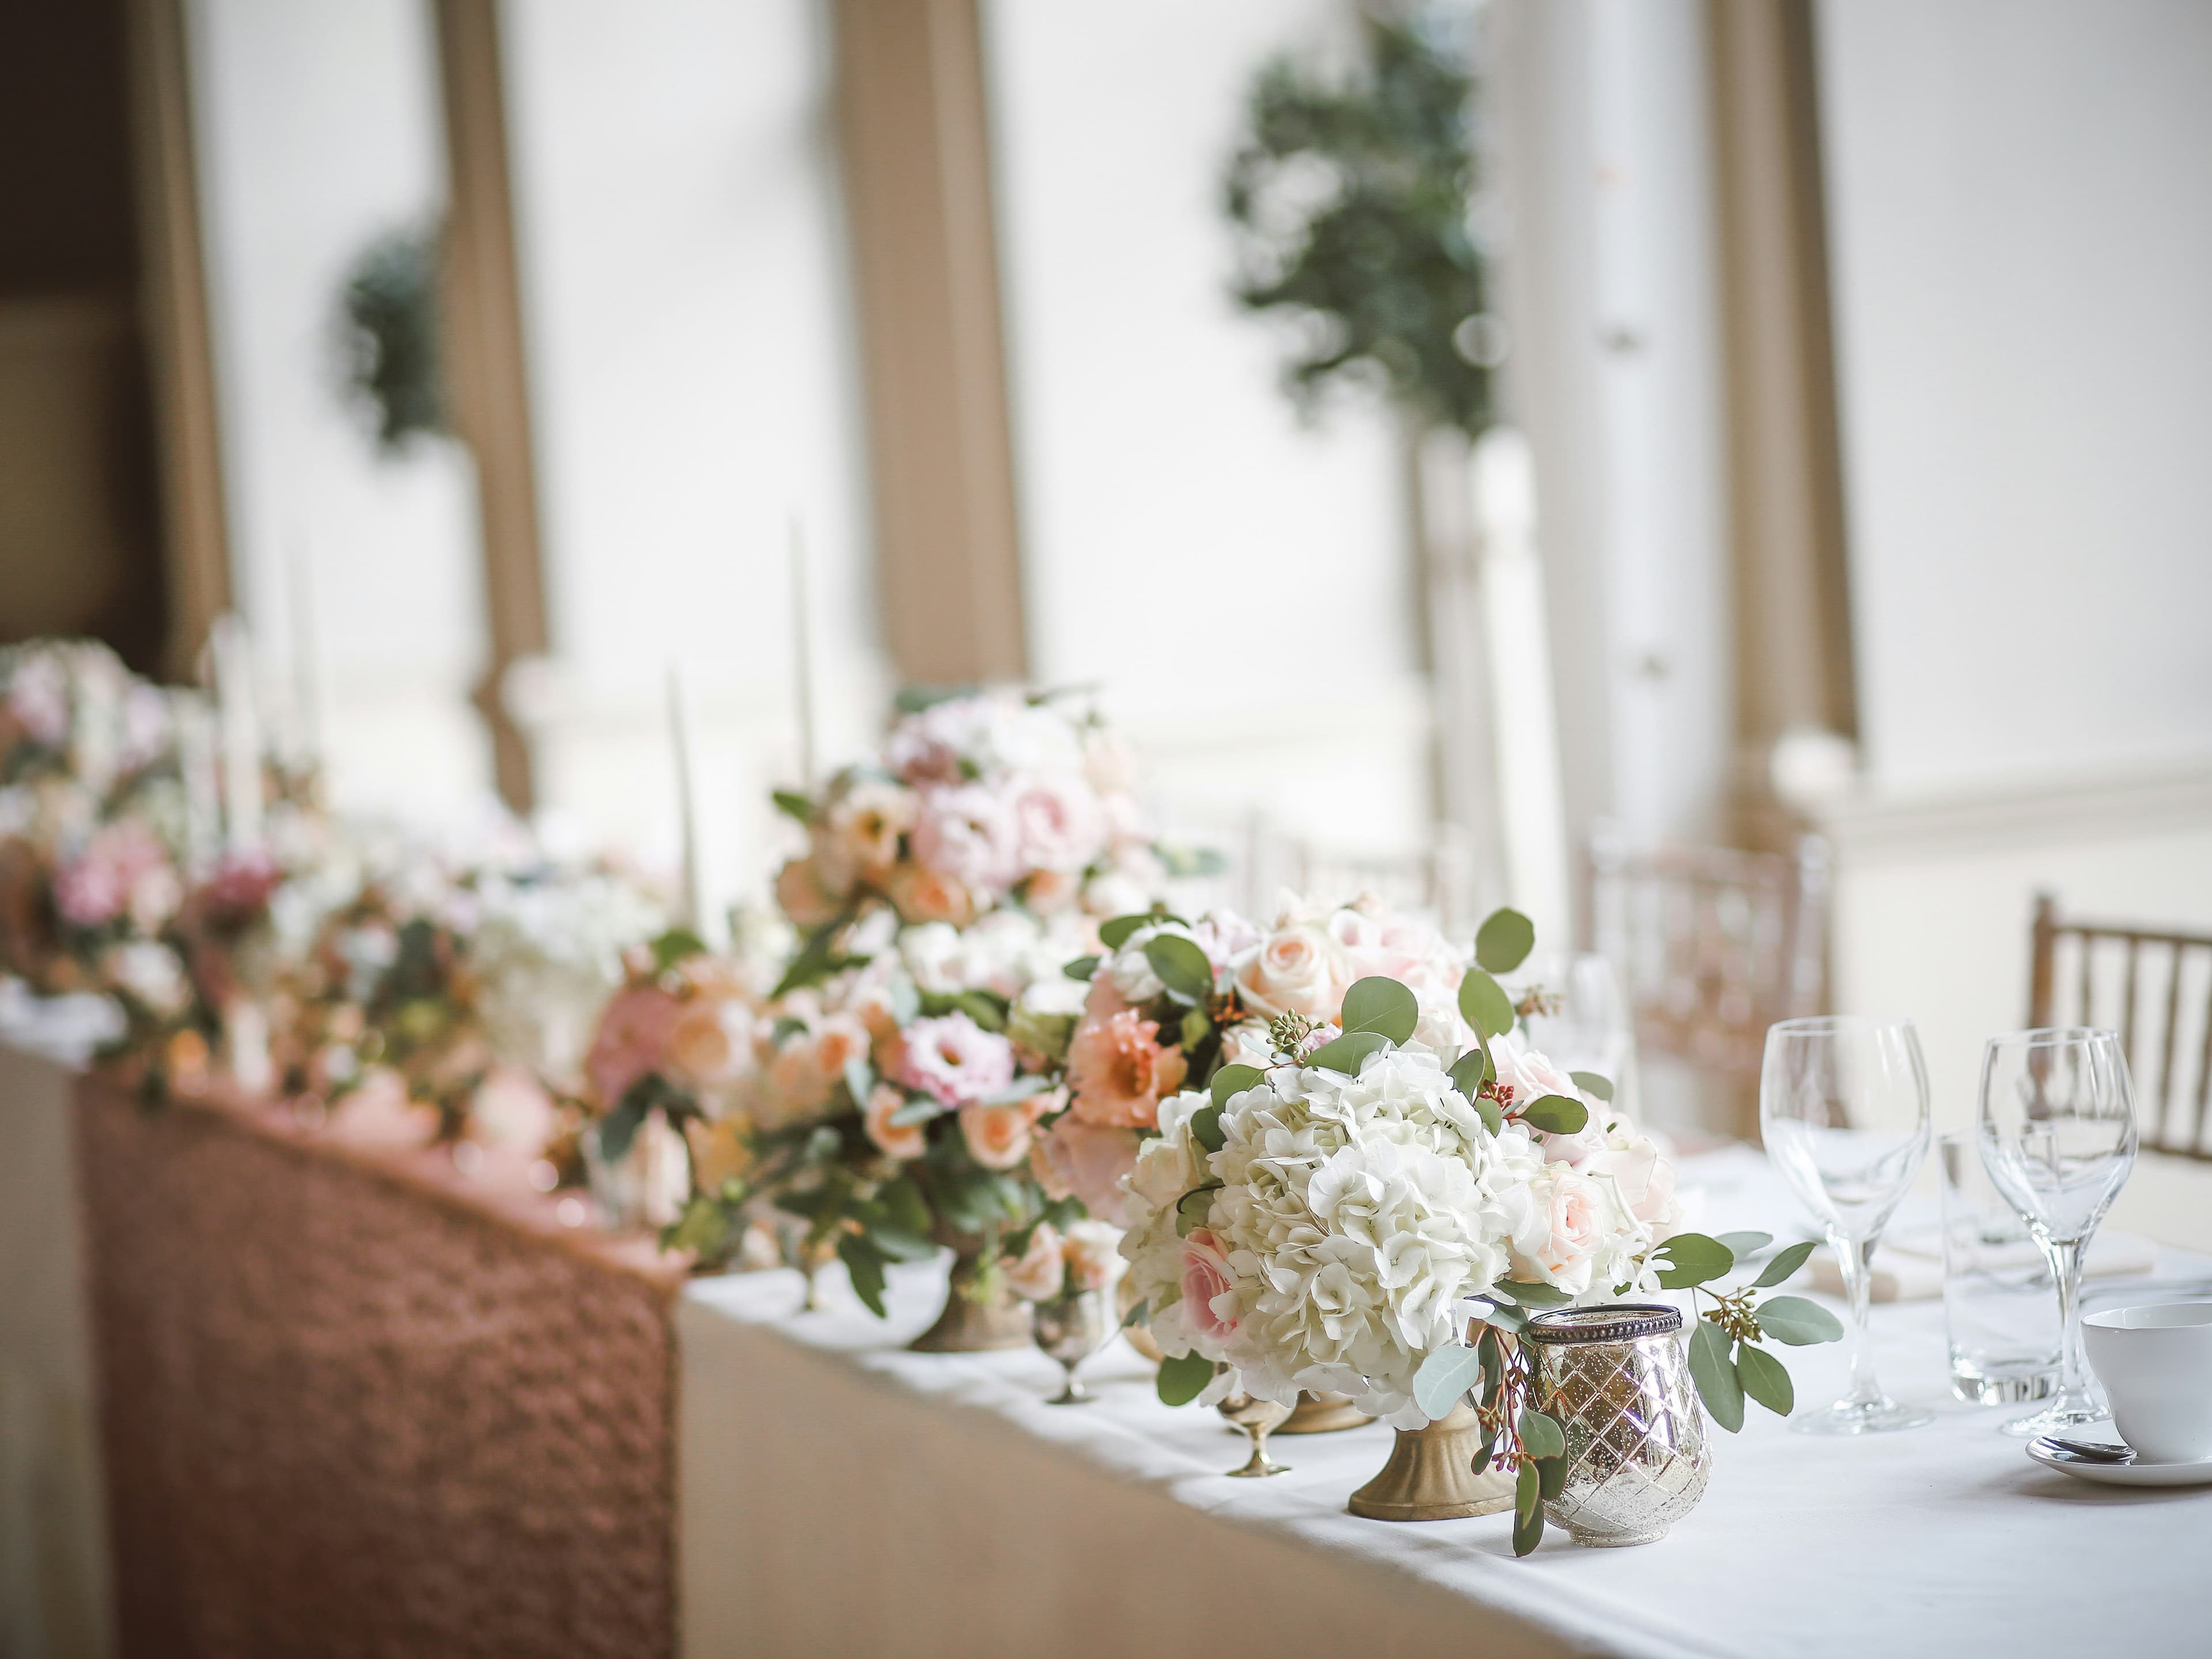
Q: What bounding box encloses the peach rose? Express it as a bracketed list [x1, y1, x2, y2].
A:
[865, 1082, 926, 1161]
[666, 996, 749, 1088]
[959, 1101, 1032, 1171]
[1233, 921, 1346, 1020]
[1061, 1219, 1124, 1293]
[1066, 1007, 1187, 1129]
[812, 1012, 873, 1082]
[765, 1038, 834, 1123]
[775, 856, 844, 926]
[686, 1115, 754, 1194]
[1003, 1221, 1067, 1301]
[1180, 1227, 1236, 1340]
[1028, 1116, 1139, 1226]
[885, 862, 978, 928]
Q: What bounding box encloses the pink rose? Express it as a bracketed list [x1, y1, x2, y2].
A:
[893, 1012, 1016, 1108]
[959, 1101, 1032, 1171]
[584, 982, 685, 1109]
[1514, 1171, 1609, 1294]
[1179, 1227, 1237, 1341]
[1028, 1116, 1140, 1226]
[1003, 1221, 1066, 1301]
[1500, 1039, 1604, 1165]
[865, 1082, 925, 1161]
[1012, 774, 1105, 873]
[1066, 1007, 1188, 1130]
[910, 785, 1023, 895]
[55, 822, 171, 930]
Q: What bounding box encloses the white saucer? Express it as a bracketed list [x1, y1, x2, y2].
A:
[2027, 1433, 2212, 1488]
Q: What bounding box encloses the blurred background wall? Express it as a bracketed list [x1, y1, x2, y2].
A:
[3, 0, 2210, 1150]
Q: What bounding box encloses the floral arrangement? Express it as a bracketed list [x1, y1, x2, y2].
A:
[1115, 900, 1839, 1554]
[1003, 1217, 1124, 1305]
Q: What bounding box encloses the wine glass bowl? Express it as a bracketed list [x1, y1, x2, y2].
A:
[1978, 1027, 2137, 1437]
[1760, 1016, 1934, 1435]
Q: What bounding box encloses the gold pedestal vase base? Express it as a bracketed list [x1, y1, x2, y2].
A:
[1347, 1402, 1516, 1521]
[1279, 1390, 1374, 1435]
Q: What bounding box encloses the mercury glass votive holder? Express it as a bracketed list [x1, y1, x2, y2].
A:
[1525, 1305, 1711, 1547]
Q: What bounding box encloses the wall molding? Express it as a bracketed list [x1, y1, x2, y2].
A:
[1808, 755, 2212, 863]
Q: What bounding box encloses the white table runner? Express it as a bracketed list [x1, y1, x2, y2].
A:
[677, 1151, 2212, 1659]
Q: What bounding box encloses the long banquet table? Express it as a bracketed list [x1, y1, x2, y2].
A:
[7, 1025, 2212, 1658]
[677, 1149, 2212, 1659]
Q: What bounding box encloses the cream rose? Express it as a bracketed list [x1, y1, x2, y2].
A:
[1512, 1170, 1611, 1294]
[1233, 921, 1346, 1020]
[1061, 1219, 1124, 1293]
[1003, 1222, 1067, 1301]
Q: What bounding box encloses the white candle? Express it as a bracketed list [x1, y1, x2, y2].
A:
[666, 660, 707, 935]
[287, 530, 324, 774]
[173, 690, 221, 875]
[210, 613, 264, 851]
[789, 520, 817, 790]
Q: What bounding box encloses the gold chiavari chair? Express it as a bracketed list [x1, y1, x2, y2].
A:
[2028, 895, 2212, 1162]
[1582, 823, 1832, 1135]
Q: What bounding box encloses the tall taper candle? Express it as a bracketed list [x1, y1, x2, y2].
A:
[666, 660, 707, 934]
[210, 613, 264, 850]
[174, 690, 221, 875]
[790, 520, 817, 789]
[287, 530, 324, 772]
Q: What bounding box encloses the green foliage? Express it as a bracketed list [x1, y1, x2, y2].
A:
[1209, 1064, 1264, 1108]
[1518, 1407, 1565, 1461]
[1188, 1104, 1226, 1154]
[1753, 1240, 1819, 1289]
[650, 927, 708, 972]
[1223, 14, 1494, 435]
[838, 1232, 889, 1319]
[1457, 968, 1514, 1039]
[1512, 1461, 1545, 1555]
[1518, 1094, 1589, 1136]
[1146, 934, 1215, 1001]
[1098, 914, 1152, 949]
[1756, 1296, 1846, 1347]
[771, 789, 816, 825]
[1304, 1031, 1389, 1075]
[1653, 1232, 1737, 1290]
[1735, 1342, 1794, 1417]
[1569, 1070, 1613, 1103]
[340, 222, 446, 451]
[1339, 975, 1420, 1044]
[1688, 1319, 1744, 1431]
[1062, 955, 1101, 983]
[1711, 1230, 1772, 1258]
[1474, 908, 1535, 975]
[1411, 1343, 1485, 1420]
[1157, 1351, 1215, 1407]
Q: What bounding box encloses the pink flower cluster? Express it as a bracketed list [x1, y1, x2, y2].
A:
[54, 822, 180, 933]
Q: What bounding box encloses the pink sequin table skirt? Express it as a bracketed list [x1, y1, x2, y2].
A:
[74, 1077, 687, 1659]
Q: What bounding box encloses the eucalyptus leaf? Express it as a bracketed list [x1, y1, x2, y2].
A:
[1495, 1278, 1573, 1308]
[1478, 1327, 1505, 1405]
[1339, 975, 1419, 1044]
[1688, 1319, 1744, 1431]
[1209, 1064, 1264, 1109]
[1712, 1230, 1774, 1258]
[1514, 1457, 1541, 1521]
[1156, 1351, 1214, 1407]
[1512, 1495, 1546, 1557]
[1098, 914, 1150, 950]
[838, 1232, 888, 1319]
[1062, 955, 1101, 983]
[1568, 1069, 1614, 1103]
[1412, 1345, 1486, 1421]
[878, 1175, 931, 1242]
[1120, 1296, 1149, 1330]
[887, 1097, 943, 1127]
[1484, 1301, 1526, 1335]
[1180, 1007, 1212, 1049]
[1756, 1296, 1846, 1346]
[1537, 1452, 1570, 1501]
[595, 1097, 645, 1165]
[650, 927, 709, 971]
[1518, 1094, 1589, 1135]
[1475, 907, 1536, 975]
[1446, 1045, 1490, 1100]
[1457, 968, 1516, 1038]
[1146, 934, 1216, 1002]
[770, 789, 816, 824]
[1735, 1342, 1794, 1417]
[1752, 1239, 1818, 1289]
[1175, 1185, 1221, 1236]
[1304, 1031, 1389, 1075]
[1189, 1105, 1226, 1155]
[1654, 1232, 1737, 1290]
[1518, 1408, 1566, 1461]
[951, 990, 1007, 1032]
[1471, 1431, 1497, 1476]
[842, 1056, 874, 1107]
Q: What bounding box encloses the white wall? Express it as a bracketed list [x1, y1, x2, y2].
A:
[980, 0, 1430, 859]
[1818, 0, 2212, 791]
[498, 0, 882, 908]
[190, 0, 494, 820]
[1813, 1, 2212, 1240]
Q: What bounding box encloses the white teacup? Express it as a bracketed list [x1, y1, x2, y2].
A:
[2083, 1302, 2212, 1463]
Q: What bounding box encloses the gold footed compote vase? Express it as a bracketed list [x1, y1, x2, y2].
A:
[1347, 1402, 1516, 1521]
[1279, 1390, 1373, 1434]
[911, 1245, 1033, 1353]
[1033, 1288, 1111, 1403]
[1217, 1388, 1294, 1477]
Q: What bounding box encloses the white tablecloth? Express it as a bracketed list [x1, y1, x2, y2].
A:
[677, 1148, 2212, 1659]
[0, 1010, 116, 1659]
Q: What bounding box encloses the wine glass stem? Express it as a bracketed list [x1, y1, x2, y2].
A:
[1832, 1231, 1883, 1408]
[2040, 1233, 2093, 1408]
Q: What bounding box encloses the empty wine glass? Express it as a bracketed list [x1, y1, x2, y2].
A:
[1760, 1017, 1934, 1434]
[1978, 1027, 2138, 1437]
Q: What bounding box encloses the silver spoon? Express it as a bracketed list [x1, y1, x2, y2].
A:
[2033, 1434, 2135, 1464]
